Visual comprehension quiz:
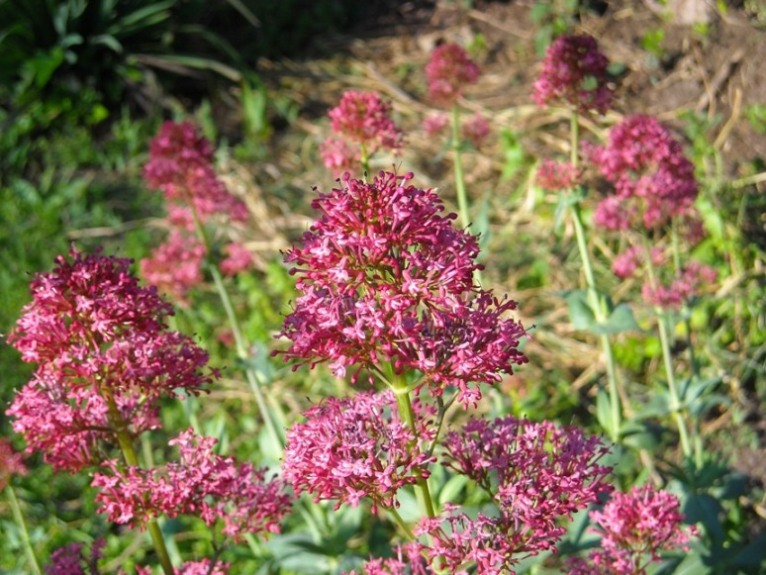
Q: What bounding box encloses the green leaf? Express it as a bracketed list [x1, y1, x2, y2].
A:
[619, 421, 660, 450]
[592, 303, 640, 335]
[438, 474, 468, 506]
[564, 289, 596, 331]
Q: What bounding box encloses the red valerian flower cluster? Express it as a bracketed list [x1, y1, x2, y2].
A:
[93, 428, 290, 540]
[420, 416, 612, 573]
[7, 249, 214, 471]
[568, 485, 697, 575]
[144, 121, 249, 224]
[641, 261, 717, 310]
[45, 540, 104, 575]
[142, 121, 255, 303]
[321, 90, 403, 174]
[461, 113, 490, 149]
[535, 160, 582, 191]
[532, 34, 613, 115]
[283, 391, 434, 512]
[426, 43, 480, 106]
[589, 115, 699, 230]
[345, 543, 443, 575]
[277, 171, 527, 405]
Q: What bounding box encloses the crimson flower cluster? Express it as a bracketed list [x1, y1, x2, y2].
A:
[532, 34, 613, 115]
[321, 90, 403, 174]
[93, 428, 290, 540]
[278, 171, 527, 405]
[142, 121, 254, 303]
[283, 391, 434, 512]
[136, 560, 230, 575]
[6, 249, 214, 471]
[568, 485, 697, 575]
[461, 112, 490, 149]
[45, 540, 104, 575]
[345, 543, 441, 575]
[417, 416, 612, 573]
[589, 115, 698, 230]
[535, 160, 582, 191]
[425, 43, 480, 106]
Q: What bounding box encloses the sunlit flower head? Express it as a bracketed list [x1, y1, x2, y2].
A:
[426, 43, 480, 106]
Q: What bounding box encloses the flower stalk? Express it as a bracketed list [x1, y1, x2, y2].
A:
[6, 484, 42, 575]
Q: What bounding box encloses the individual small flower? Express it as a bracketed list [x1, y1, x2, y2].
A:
[283, 390, 434, 512]
[461, 113, 490, 148]
[535, 160, 581, 191]
[144, 121, 249, 223]
[0, 438, 27, 490]
[140, 230, 207, 305]
[328, 90, 403, 155]
[569, 485, 697, 575]
[426, 43, 480, 106]
[435, 416, 613, 570]
[642, 261, 717, 309]
[532, 34, 613, 114]
[590, 115, 699, 229]
[320, 137, 359, 175]
[422, 113, 448, 137]
[46, 540, 104, 575]
[220, 242, 254, 277]
[277, 171, 527, 405]
[93, 429, 290, 540]
[7, 249, 214, 471]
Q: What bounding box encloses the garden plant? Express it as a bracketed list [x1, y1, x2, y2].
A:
[1, 2, 765, 574]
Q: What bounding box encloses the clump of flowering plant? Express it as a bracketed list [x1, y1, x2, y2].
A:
[7, 248, 214, 471]
[277, 170, 527, 406]
[283, 390, 435, 512]
[45, 540, 104, 575]
[142, 121, 255, 303]
[425, 43, 480, 106]
[589, 115, 699, 230]
[321, 90, 403, 174]
[533, 34, 613, 115]
[568, 485, 697, 574]
[93, 428, 290, 540]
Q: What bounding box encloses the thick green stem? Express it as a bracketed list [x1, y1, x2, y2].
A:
[391, 381, 436, 520]
[6, 484, 42, 575]
[109, 402, 174, 575]
[569, 112, 622, 442]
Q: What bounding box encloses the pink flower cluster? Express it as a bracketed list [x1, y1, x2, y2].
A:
[461, 113, 490, 149]
[536, 160, 581, 191]
[7, 249, 214, 471]
[140, 231, 207, 304]
[422, 113, 448, 137]
[568, 485, 697, 574]
[321, 91, 403, 174]
[590, 115, 699, 230]
[144, 121, 248, 224]
[45, 540, 104, 575]
[142, 121, 254, 303]
[135, 560, 230, 575]
[345, 543, 438, 575]
[0, 438, 27, 490]
[277, 171, 527, 405]
[420, 416, 612, 573]
[426, 43, 480, 106]
[642, 261, 717, 309]
[533, 34, 613, 115]
[283, 391, 434, 512]
[93, 428, 290, 540]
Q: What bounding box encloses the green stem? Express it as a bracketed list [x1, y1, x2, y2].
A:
[109, 402, 174, 575]
[642, 250, 693, 459]
[6, 484, 42, 575]
[569, 111, 622, 442]
[450, 105, 482, 287]
[391, 380, 436, 520]
[386, 506, 416, 541]
[656, 310, 693, 458]
[187, 197, 284, 455]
